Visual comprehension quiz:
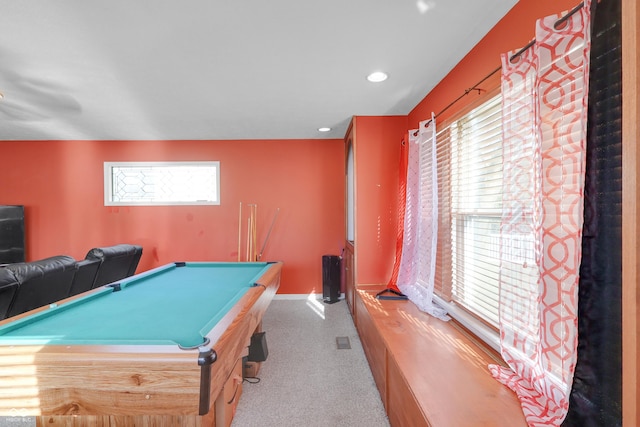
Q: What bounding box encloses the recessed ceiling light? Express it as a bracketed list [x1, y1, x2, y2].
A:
[416, 0, 436, 14]
[367, 71, 388, 83]
[0, 91, 4, 100]
[318, 127, 331, 132]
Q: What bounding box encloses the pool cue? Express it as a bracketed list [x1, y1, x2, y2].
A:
[258, 207, 279, 261]
[246, 217, 251, 262]
[248, 204, 256, 261]
[237, 202, 242, 262]
[253, 204, 258, 261]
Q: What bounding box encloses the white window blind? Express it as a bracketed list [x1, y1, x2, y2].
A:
[435, 94, 503, 328]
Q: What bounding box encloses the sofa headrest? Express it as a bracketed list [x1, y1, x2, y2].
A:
[0, 267, 18, 288]
[6, 255, 77, 283]
[86, 244, 142, 261]
[0, 268, 19, 320]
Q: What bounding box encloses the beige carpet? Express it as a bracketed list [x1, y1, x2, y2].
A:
[231, 296, 390, 427]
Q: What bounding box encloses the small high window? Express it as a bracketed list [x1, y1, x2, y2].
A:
[104, 161, 220, 206]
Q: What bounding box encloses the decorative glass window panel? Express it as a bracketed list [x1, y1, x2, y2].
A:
[104, 162, 220, 206]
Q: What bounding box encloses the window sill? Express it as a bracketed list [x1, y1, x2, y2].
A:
[433, 295, 501, 353]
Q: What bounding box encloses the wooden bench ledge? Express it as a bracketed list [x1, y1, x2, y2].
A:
[354, 287, 526, 427]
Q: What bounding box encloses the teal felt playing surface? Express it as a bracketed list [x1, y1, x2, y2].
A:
[0, 262, 271, 348]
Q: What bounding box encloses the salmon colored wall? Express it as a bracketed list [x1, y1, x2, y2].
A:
[0, 139, 344, 295]
[353, 116, 407, 285]
[409, 0, 580, 127]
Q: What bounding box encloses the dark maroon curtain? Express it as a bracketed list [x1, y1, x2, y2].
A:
[563, 0, 622, 425]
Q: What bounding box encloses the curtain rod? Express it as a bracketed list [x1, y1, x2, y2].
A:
[421, 1, 584, 129]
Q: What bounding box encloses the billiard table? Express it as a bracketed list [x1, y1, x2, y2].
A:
[0, 261, 282, 426]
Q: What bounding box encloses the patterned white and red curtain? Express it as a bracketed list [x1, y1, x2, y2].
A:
[396, 114, 448, 320]
[489, 3, 592, 426]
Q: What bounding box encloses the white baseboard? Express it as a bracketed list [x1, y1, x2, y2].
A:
[274, 293, 346, 301]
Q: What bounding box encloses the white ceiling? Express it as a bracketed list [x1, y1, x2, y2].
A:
[0, 0, 517, 141]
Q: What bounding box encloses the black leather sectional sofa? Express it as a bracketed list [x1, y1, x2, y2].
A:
[0, 244, 142, 320]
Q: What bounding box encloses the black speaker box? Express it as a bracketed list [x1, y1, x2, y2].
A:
[248, 331, 268, 362]
[322, 255, 341, 304]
